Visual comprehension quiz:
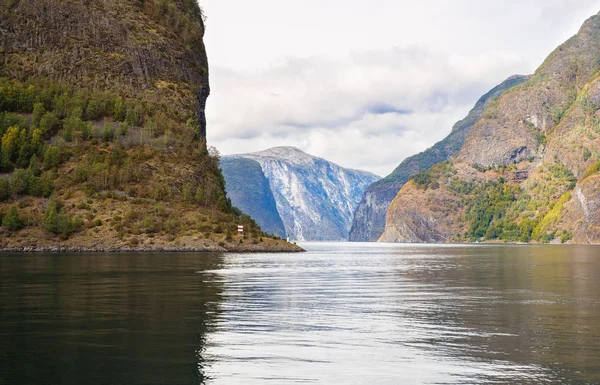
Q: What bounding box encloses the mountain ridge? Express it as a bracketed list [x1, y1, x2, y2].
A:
[379, 11, 600, 245]
[349, 74, 530, 242]
[222, 146, 379, 241]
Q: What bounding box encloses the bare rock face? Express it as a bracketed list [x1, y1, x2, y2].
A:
[378, 184, 460, 244]
[557, 176, 600, 243]
[459, 13, 600, 168]
[224, 147, 380, 241]
[380, 12, 600, 245]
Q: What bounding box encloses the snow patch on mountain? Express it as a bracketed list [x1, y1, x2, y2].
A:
[225, 147, 380, 241]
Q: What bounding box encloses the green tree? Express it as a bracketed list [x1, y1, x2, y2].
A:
[194, 186, 205, 205]
[85, 99, 103, 120]
[32, 102, 46, 127]
[113, 97, 126, 121]
[1, 126, 22, 163]
[125, 103, 142, 126]
[39, 112, 60, 136]
[43, 146, 61, 170]
[53, 93, 70, 119]
[44, 202, 59, 234]
[28, 154, 41, 176]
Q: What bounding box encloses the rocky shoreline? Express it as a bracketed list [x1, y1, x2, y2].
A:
[0, 244, 305, 253]
[0, 226, 305, 253]
[0, 231, 305, 253]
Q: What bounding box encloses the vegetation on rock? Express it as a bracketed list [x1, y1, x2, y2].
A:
[0, 0, 299, 251]
[380, 11, 600, 245]
[350, 75, 529, 242]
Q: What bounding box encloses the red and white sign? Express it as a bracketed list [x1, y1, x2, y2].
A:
[237, 226, 244, 233]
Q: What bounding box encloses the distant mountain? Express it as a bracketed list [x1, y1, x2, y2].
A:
[220, 157, 286, 238]
[222, 147, 380, 241]
[349, 75, 530, 242]
[380, 11, 600, 245]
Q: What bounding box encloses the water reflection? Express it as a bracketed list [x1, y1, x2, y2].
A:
[204, 244, 600, 384]
[1, 245, 600, 384]
[0, 253, 225, 385]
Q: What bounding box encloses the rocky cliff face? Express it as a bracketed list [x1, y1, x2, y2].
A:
[224, 147, 380, 241]
[349, 75, 529, 242]
[380, 11, 600, 245]
[220, 157, 286, 238]
[1, 0, 209, 134]
[0, 0, 300, 252]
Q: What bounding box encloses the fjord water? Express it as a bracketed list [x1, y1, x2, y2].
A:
[1, 244, 600, 384]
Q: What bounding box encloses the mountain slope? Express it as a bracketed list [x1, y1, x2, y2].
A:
[220, 157, 286, 238]
[0, 0, 300, 252]
[380, 11, 600, 245]
[349, 75, 529, 242]
[223, 147, 380, 241]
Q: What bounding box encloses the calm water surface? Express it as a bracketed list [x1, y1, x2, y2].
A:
[1, 243, 600, 384]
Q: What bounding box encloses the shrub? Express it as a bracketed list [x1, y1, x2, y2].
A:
[27, 172, 54, 197]
[113, 97, 126, 121]
[9, 169, 29, 195]
[102, 122, 115, 142]
[560, 231, 573, 244]
[118, 122, 129, 136]
[74, 165, 90, 183]
[0, 177, 10, 201]
[2, 206, 23, 231]
[581, 161, 600, 180]
[44, 201, 82, 237]
[535, 132, 547, 145]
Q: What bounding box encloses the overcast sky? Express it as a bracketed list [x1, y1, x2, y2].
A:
[201, 0, 600, 176]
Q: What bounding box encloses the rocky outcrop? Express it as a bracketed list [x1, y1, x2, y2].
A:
[349, 75, 529, 242]
[0, 0, 299, 252]
[380, 11, 600, 245]
[555, 176, 600, 243]
[224, 147, 380, 241]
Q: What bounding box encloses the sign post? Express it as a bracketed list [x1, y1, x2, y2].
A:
[237, 225, 244, 234]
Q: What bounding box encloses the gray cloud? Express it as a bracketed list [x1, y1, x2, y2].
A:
[201, 0, 600, 176]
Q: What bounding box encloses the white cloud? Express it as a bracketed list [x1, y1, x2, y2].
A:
[201, 0, 600, 176]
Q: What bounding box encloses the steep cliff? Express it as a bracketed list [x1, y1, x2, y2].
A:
[380, 11, 600, 245]
[224, 147, 380, 241]
[220, 157, 286, 238]
[349, 75, 529, 242]
[0, 0, 301, 252]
